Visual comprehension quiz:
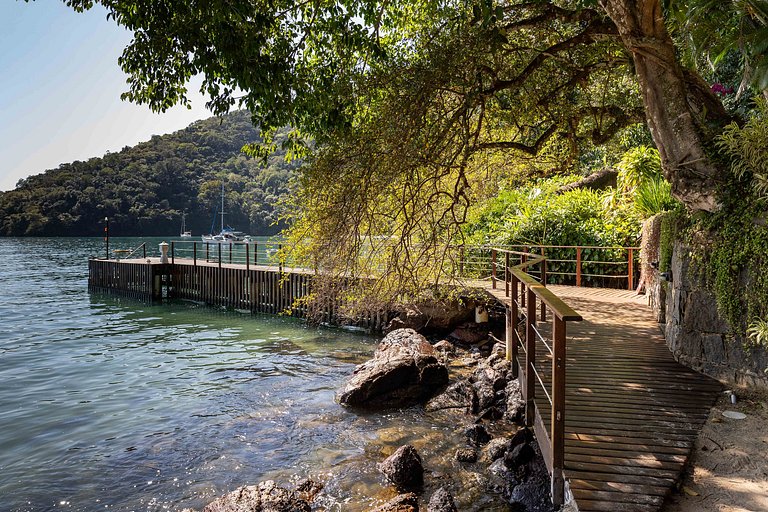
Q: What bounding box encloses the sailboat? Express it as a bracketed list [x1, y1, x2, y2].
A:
[201, 183, 250, 243]
[180, 212, 192, 238]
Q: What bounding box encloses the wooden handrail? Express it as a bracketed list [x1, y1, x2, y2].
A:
[494, 246, 582, 507]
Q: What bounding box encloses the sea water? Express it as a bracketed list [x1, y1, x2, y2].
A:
[0, 237, 510, 511]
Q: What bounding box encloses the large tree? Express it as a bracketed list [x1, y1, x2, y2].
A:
[59, 0, 765, 299]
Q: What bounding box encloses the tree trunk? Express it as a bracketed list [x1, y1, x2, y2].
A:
[599, 0, 730, 212]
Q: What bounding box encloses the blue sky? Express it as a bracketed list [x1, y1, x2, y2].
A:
[0, 0, 212, 191]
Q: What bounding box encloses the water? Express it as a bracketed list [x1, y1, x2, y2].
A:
[0, 237, 512, 511]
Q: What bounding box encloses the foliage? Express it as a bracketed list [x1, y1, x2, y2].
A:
[0, 112, 296, 236]
[667, 0, 768, 93]
[463, 177, 640, 248]
[634, 178, 678, 218]
[616, 146, 663, 194]
[717, 97, 768, 198]
[746, 318, 768, 347]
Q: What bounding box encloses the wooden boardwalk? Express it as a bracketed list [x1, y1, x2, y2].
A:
[486, 284, 722, 512]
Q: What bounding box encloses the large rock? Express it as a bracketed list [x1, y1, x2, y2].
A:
[427, 487, 457, 512]
[203, 481, 310, 512]
[384, 301, 474, 335]
[370, 493, 419, 512]
[425, 379, 476, 414]
[378, 445, 424, 491]
[338, 329, 449, 408]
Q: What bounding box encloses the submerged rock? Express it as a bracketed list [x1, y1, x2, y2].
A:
[427, 487, 457, 512]
[464, 424, 492, 446]
[378, 444, 424, 491]
[337, 328, 448, 408]
[370, 493, 420, 512]
[202, 481, 310, 512]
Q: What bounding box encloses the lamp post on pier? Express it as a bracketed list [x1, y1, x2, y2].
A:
[104, 217, 109, 260]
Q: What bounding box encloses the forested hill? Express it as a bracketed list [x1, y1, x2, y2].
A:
[0, 111, 297, 237]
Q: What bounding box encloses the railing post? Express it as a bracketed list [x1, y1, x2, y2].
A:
[551, 315, 567, 507]
[459, 246, 465, 276]
[491, 249, 497, 289]
[246, 243, 250, 271]
[279, 243, 283, 274]
[576, 247, 582, 287]
[142, 243, 146, 259]
[525, 287, 536, 427]
[505, 252, 510, 297]
[193, 242, 197, 266]
[254, 242, 258, 266]
[509, 274, 519, 378]
[628, 247, 634, 290]
[206, 243, 210, 263]
[171, 241, 175, 264]
[520, 253, 528, 307]
[218, 243, 222, 269]
[540, 258, 547, 322]
[229, 242, 233, 264]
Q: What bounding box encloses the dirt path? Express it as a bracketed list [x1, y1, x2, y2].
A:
[664, 388, 768, 512]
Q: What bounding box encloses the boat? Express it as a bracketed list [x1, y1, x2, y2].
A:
[201, 183, 251, 243]
[180, 212, 192, 238]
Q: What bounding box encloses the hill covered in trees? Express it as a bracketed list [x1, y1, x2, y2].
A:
[0, 111, 296, 236]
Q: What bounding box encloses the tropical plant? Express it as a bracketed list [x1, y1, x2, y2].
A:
[717, 97, 768, 198]
[634, 177, 679, 217]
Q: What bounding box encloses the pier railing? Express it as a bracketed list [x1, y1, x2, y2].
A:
[458, 244, 639, 290]
[492, 248, 582, 506]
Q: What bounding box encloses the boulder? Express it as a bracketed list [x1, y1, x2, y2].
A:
[384, 301, 474, 335]
[505, 380, 525, 423]
[202, 481, 310, 512]
[338, 329, 449, 408]
[426, 487, 457, 512]
[432, 340, 455, 354]
[481, 438, 512, 463]
[370, 493, 420, 512]
[505, 442, 535, 469]
[464, 424, 491, 446]
[378, 445, 424, 491]
[455, 447, 478, 463]
[425, 380, 476, 414]
[448, 322, 491, 345]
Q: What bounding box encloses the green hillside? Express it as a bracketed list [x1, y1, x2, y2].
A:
[0, 111, 296, 236]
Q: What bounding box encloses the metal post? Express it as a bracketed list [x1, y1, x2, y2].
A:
[229, 243, 233, 264]
[491, 249, 497, 289]
[525, 287, 536, 427]
[254, 242, 258, 266]
[171, 241, 175, 265]
[278, 243, 283, 274]
[505, 252, 510, 297]
[576, 247, 582, 287]
[551, 315, 567, 507]
[206, 243, 210, 263]
[510, 274, 519, 378]
[628, 247, 634, 290]
[193, 242, 197, 266]
[104, 217, 109, 260]
[142, 243, 146, 259]
[246, 243, 250, 271]
[218, 243, 222, 269]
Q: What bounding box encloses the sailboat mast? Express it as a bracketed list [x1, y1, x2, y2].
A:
[220, 182, 225, 232]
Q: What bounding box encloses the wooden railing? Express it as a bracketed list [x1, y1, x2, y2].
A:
[493, 248, 582, 507]
[460, 244, 640, 290]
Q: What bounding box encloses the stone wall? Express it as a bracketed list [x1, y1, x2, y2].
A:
[649, 241, 768, 388]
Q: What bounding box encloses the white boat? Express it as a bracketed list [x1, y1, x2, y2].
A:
[180, 213, 192, 238]
[201, 183, 251, 243]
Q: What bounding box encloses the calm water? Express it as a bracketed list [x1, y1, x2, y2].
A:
[0, 238, 511, 512]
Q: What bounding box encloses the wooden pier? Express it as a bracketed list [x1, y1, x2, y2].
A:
[89, 243, 723, 510]
[485, 250, 722, 511]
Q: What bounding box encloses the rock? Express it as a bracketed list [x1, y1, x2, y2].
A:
[508, 427, 533, 450]
[464, 424, 491, 446]
[506, 447, 552, 510]
[455, 447, 478, 463]
[426, 487, 457, 512]
[202, 481, 310, 512]
[370, 493, 420, 512]
[378, 445, 424, 491]
[505, 442, 535, 469]
[505, 380, 525, 423]
[337, 329, 449, 408]
[432, 340, 455, 354]
[472, 379, 496, 413]
[294, 479, 323, 503]
[486, 458, 517, 495]
[448, 322, 491, 345]
[384, 301, 474, 335]
[425, 379, 476, 413]
[481, 438, 511, 463]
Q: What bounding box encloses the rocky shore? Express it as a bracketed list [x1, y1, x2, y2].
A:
[185, 325, 554, 511]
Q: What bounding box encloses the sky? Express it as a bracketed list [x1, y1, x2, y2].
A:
[0, 0, 212, 192]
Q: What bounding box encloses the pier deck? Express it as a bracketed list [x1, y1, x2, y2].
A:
[485, 283, 722, 512]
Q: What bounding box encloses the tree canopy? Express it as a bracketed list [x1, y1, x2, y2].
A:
[52, 0, 768, 303]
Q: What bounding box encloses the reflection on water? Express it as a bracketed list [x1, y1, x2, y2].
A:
[0, 238, 512, 511]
